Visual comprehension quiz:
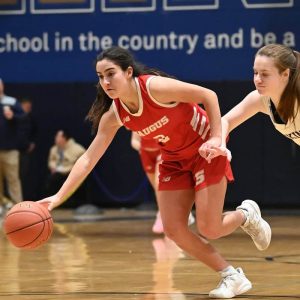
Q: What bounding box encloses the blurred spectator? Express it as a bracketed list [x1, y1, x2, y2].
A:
[19, 97, 39, 200]
[44, 129, 87, 207]
[0, 78, 24, 215]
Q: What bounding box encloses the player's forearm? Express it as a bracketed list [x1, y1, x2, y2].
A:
[54, 155, 93, 206]
[53, 119, 120, 207]
[204, 91, 222, 140]
[221, 118, 230, 147]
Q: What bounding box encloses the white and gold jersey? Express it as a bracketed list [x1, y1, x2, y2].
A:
[261, 96, 300, 146]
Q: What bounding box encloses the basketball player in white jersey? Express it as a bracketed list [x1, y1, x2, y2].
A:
[221, 44, 300, 146]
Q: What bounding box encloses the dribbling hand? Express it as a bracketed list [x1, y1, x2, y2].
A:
[38, 195, 61, 211]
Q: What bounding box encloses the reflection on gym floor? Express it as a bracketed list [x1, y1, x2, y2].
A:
[0, 208, 299, 300]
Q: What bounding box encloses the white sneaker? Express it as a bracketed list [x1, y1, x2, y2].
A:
[188, 212, 195, 226]
[209, 267, 252, 299]
[236, 200, 271, 251]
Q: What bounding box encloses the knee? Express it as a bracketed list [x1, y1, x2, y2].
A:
[163, 224, 187, 245]
[197, 223, 221, 240]
[163, 225, 180, 241]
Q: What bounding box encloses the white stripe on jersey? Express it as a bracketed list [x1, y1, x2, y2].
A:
[198, 115, 206, 136]
[190, 106, 199, 131]
[190, 106, 210, 139]
[201, 124, 210, 139]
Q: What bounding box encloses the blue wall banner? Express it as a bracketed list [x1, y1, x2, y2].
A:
[0, 0, 299, 82]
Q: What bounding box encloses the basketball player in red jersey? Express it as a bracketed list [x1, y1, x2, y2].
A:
[131, 132, 195, 234]
[39, 46, 271, 298]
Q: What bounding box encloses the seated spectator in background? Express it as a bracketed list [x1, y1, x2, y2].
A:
[19, 97, 39, 200]
[45, 129, 87, 207]
[0, 78, 24, 215]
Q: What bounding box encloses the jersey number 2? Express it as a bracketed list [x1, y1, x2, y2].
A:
[153, 134, 170, 144]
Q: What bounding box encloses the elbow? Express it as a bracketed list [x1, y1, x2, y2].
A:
[205, 89, 219, 107]
[211, 90, 218, 99]
[209, 90, 218, 102]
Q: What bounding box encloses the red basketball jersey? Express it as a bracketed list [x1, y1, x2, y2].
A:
[112, 75, 210, 161]
[140, 136, 160, 151]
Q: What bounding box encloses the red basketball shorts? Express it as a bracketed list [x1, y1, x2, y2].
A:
[140, 149, 161, 174]
[158, 153, 234, 191]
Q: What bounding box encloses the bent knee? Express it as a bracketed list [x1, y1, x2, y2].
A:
[197, 224, 222, 240]
[164, 225, 187, 243]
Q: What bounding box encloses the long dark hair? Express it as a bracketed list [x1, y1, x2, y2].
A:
[86, 46, 172, 132]
[256, 44, 300, 123]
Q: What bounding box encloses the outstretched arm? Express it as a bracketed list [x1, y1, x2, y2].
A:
[204, 90, 268, 162]
[221, 90, 268, 146]
[39, 106, 121, 210]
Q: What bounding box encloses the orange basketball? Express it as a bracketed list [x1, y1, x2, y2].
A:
[3, 201, 53, 249]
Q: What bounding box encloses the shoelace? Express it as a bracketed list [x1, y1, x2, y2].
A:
[246, 213, 261, 238]
[216, 274, 237, 289]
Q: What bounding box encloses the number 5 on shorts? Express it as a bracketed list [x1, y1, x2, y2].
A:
[195, 169, 205, 186]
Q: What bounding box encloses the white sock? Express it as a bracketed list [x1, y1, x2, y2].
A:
[220, 265, 237, 277]
[238, 208, 249, 226]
